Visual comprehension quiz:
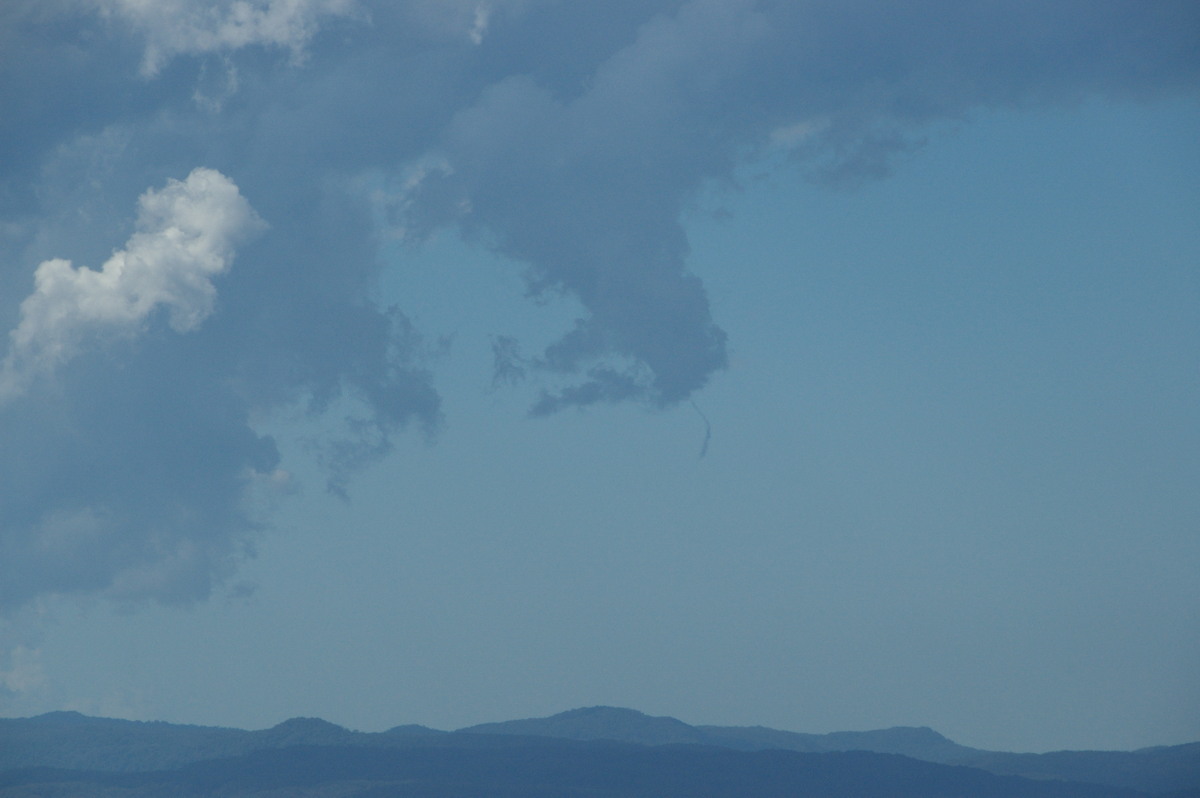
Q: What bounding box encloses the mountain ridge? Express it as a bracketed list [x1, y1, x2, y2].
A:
[0, 743, 1150, 798]
[1, 705, 1196, 794]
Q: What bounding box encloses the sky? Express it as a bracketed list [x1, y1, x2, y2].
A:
[0, 0, 1198, 755]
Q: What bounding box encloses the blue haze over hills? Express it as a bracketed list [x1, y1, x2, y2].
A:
[1, 706, 1198, 796]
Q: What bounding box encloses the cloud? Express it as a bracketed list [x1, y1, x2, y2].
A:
[1, 167, 264, 402]
[0, 355, 281, 609]
[93, 0, 365, 77]
[468, 4, 490, 45]
[400, 0, 753, 409]
[396, 0, 541, 44]
[398, 0, 1199, 409]
[0, 645, 46, 696]
[0, 161, 438, 609]
[1, 0, 1196, 609]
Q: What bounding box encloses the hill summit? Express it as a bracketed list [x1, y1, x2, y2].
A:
[462, 706, 711, 746]
[1, 706, 1196, 794]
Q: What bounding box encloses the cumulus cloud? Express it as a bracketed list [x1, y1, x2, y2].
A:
[1, 167, 263, 401]
[0, 161, 436, 609]
[1, 0, 1196, 608]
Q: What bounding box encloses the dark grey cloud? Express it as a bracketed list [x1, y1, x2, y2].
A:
[2, 0, 1196, 609]
[400, 0, 1199, 408]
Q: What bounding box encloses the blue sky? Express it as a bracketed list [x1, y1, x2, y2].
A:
[1, 0, 1197, 754]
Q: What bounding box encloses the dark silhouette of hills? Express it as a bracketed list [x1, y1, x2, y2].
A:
[0, 710, 440, 772]
[460, 706, 1200, 793]
[964, 747, 1200, 796]
[463, 706, 713, 746]
[1, 707, 1196, 796]
[462, 705, 979, 759]
[0, 741, 1148, 798]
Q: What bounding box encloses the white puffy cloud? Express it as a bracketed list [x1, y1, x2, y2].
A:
[0, 167, 263, 402]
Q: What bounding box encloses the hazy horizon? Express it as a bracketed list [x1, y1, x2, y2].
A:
[6, 702, 1196, 757]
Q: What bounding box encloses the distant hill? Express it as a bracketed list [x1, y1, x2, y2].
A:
[700, 721, 977, 759]
[462, 706, 713, 746]
[0, 740, 1147, 798]
[1, 707, 1197, 795]
[460, 706, 1200, 793]
[960, 745, 1200, 796]
[0, 711, 441, 773]
[462, 705, 980, 760]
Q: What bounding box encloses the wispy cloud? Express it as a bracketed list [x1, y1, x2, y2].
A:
[94, 0, 364, 77]
[0, 645, 46, 696]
